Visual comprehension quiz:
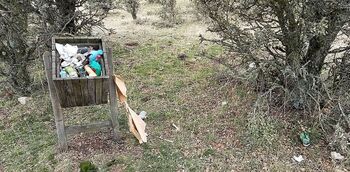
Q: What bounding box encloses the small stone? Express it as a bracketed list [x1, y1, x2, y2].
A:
[177, 53, 188, 60]
[221, 101, 228, 106]
[18, 97, 31, 105]
[331, 152, 345, 161]
[293, 155, 304, 162]
[249, 62, 256, 68]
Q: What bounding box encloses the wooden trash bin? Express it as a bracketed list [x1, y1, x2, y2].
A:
[43, 37, 120, 151]
[52, 37, 109, 108]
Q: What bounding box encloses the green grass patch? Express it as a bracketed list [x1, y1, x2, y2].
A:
[0, 96, 56, 171]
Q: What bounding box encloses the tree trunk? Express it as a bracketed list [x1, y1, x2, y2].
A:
[303, 35, 336, 76]
[302, 14, 345, 76]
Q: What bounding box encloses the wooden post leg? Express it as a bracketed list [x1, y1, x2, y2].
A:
[109, 78, 121, 141]
[106, 48, 121, 141]
[43, 51, 68, 151]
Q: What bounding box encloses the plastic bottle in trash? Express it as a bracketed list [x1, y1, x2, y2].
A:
[60, 70, 68, 78]
[65, 66, 78, 77]
[78, 67, 86, 77]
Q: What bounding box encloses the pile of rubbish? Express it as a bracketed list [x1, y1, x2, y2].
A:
[55, 43, 104, 78]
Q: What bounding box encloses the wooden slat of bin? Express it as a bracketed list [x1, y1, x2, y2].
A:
[74, 43, 101, 47]
[51, 47, 60, 79]
[65, 120, 112, 135]
[54, 80, 68, 107]
[102, 78, 109, 104]
[51, 51, 57, 79]
[71, 79, 83, 106]
[51, 38, 57, 80]
[101, 57, 106, 76]
[56, 57, 60, 78]
[95, 78, 103, 104]
[87, 78, 96, 105]
[80, 78, 89, 106]
[61, 80, 75, 107]
[97, 43, 105, 76]
[103, 58, 110, 77]
[65, 79, 76, 107]
[54, 37, 102, 44]
[102, 39, 108, 76]
[101, 40, 110, 104]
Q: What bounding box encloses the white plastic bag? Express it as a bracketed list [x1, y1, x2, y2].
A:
[55, 43, 78, 60]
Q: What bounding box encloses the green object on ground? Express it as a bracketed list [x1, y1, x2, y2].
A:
[300, 131, 310, 147]
[79, 161, 97, 172]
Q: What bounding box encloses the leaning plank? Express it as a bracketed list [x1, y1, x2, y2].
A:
[43, 51, 68, 151]
[65, 120, 112, 135]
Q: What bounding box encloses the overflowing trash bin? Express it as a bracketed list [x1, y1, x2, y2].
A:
[52, 37, 110, 108]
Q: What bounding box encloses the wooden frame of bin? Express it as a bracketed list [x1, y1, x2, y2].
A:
[43, 37, 120, 151]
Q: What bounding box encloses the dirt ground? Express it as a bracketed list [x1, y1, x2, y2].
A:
[0, 0, 347, 171]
